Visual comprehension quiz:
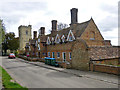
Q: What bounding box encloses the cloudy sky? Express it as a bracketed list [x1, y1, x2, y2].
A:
[0, 0, 119, 46]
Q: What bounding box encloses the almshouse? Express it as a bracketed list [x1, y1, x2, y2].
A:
[19, 8, 119, 70]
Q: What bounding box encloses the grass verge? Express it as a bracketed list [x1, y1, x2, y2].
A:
[0, 66, 28, 89]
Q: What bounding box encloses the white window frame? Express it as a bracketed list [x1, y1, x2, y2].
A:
[62, 52, 66, 62]
[38, 44, 40, 50]
[55, 34, 60, 43]
[48, 52, 50, 57]
[47, 37, 51, 45]
[67, 30, 75, 41]
[61, 35, 65, 43]
[38, 38, 40, 42]
[35, 41, 37, 46]
[51, 37, 54, 41]
[69, 52, 72, 60]
[57, 52, 60, 58]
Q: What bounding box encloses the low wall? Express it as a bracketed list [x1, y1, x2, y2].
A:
[90, 63, 120, 75]
[18, 54, 43, 62]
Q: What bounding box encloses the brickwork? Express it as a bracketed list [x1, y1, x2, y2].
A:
[80, 18, 104, 41]
[90, 63, 120, 75]
[93, 58, 119, 66]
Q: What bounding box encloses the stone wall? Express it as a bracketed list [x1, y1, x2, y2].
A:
[71, 39, 89, 70]
[18, 25, 32, 51]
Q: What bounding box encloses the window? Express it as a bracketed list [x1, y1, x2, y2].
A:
[69, 36, 73, 41]
[48, 52, 50, 57]
[38, 44, 40, 50]
[38, 39, 40, 42]
[26, 30, 28, 35]
[43, 53, 46, 56]
[61, 35, 65, 43]
[35, 41, 37, 46]
[47, 37, 51, 45]
[57, 52, 60, 58]
[51, 37, 54, 44]
[52, 52, 55, 58]
[62, 52, 66, 62]
[69, 52, 72, 60]
[90, 31, 95, 40]
[55, 34, 60, 43]
[67, 30, 75, 41]
[36, 52, 38, 56]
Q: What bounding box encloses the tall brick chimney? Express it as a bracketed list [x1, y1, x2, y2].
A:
[40, 27, 45, 35]
[33, 31, 37, 39]
[51, 20, 57, 31]
[70, 8, 78, 24]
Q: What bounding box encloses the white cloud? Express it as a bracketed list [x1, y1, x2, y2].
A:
[0, 0, 119, 45]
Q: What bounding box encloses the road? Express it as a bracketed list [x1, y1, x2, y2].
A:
[0, 56, 118, 88]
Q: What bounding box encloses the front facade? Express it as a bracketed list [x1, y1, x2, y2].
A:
[24, 8, 118, 70]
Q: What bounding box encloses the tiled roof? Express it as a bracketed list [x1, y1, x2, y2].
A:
[46, 20, 90, 39]
[89, 46, 119, 60]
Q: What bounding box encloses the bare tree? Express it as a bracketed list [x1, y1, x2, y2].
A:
[57, 22, 68, 31]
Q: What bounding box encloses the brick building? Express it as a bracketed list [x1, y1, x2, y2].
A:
[25, 8, 119, 70]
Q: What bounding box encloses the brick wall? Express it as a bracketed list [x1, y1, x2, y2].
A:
[80, 19, 104, 41]
[93, 58, 119, 66]
[90, 63, 120, 75]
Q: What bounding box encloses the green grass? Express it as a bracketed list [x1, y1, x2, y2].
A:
[0, 66, 28, 89]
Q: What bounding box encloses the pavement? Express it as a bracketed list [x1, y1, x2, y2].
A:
[18, 57, 119, 86]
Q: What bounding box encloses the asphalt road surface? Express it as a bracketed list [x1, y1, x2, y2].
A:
[0, 56, 118, 88]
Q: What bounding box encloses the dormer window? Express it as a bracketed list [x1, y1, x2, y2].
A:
[38, 44, 40, 50]
[35, 41, 37, 46]
[38, 38, 40, 42]
[47, 37, 51, 45]
[55, 34, 60, 43]
[67, 30, 75, 41]
[69, 35, 73, 41]
[61, 35, 65, 43]
[51, 37, 54, 44]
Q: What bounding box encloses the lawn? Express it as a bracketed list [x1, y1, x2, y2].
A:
[0, 66, 28, 89]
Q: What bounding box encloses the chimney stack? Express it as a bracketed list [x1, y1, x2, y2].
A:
[52, 20, 57, 31]
[33, 31, 37, 39]
[40, 27, 45, 35]
[70, 8, 78, 25]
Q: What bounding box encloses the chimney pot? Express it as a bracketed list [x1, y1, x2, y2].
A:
[40, 27, 45, 35]
[70, 8, 78, 24]
[33, 31, 37, 39]
[51, 20, 57, 31]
